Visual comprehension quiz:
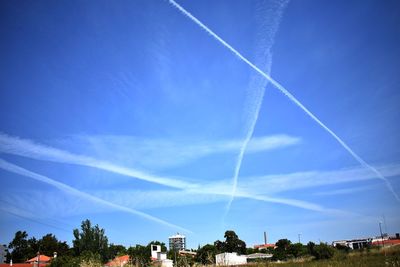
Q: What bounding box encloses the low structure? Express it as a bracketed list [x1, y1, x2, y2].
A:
[0, 245, 6, 264]
[332, 238, 371, 250]
[246, 253, 273, 260]
[26, 254, 51, 266]
[151, 245, 167, 261]
[215, 252, 247, 266]
[253, 244, 276, 250]
[160, 259, 173, 267]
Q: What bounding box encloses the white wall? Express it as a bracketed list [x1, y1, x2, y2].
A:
[215, 252, 247, 266]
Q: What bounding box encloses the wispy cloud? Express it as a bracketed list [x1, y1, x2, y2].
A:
[167, 0, 400, 202]
[66, 134, 300, 170]
[236, 164, 400, 195]
[0, 132, 299, 183]
[0, 132, 194, 189]
[0, 158, 192, 233]
[2, 132, 391, 215]
[225, 0, 290, 215]
[314, 185, 374, 196]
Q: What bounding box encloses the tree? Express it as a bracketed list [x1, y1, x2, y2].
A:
[288, 243, 305, 258]
[195, 244, 217, 265]
[72, 219, 109, 262]
[213, 231, 246, 255]
[272, 239, 292, 261]
[39, 234, 70, 257]
[128, 245, 151, 267]
[108, 243, 127, 260]
[7, 231, 35, 263]
[312, 243, 335, 260]
[306, 241, 316, 256]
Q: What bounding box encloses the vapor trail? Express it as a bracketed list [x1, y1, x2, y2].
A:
[0, 133, 343, 213]
[0, 158, 192, 233]
[0, 132, 194, 189]
[224, 0, 290, 216]
[168, 0, 400, 202]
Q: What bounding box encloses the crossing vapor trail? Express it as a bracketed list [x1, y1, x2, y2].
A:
[167, 0, 400, 202]
[0, 158, 192, 233]
[224, 0, 289, 216]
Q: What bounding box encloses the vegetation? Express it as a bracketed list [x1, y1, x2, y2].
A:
[4, 222, 400, 267]
[6, 230, 70, 263]
[72, 219, 109, 262]
[242, 245, 400, 267]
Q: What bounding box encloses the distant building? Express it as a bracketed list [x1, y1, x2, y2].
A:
[169, 233, 186, 251]
[26, 254, 52, 265]
[253, 244, 276, 250]
[246, 253, 273, 260]
[215, 252, 247, 266]
[151, 245, 167, 261]
[0, 245, 6, 263]
[332, 238, 371, 250]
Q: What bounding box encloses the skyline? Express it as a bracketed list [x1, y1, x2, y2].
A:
[1, 0, 400, 249]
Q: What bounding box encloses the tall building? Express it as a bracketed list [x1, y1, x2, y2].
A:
[169, 233, 186, 251]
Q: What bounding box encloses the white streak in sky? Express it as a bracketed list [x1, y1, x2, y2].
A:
[0, 158, 192, 233]
[224, 0, 290, 216]
[1, 133, 389, 214]
[69, 134, 300, 170]
[167, 0, 400, 202]
[0, 132, 193, 189]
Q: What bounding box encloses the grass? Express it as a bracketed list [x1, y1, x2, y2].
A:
[245, 246, 400, 267]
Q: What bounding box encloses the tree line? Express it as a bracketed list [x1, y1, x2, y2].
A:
[4, 219, 340, 266]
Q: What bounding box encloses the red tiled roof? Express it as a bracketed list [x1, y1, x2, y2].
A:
[0, 265, 48, 267]
[254, 244, 276, 249]
[26, 255, 51, 263]
[372, 239, 400, 246]
[105, 255, 130, 266]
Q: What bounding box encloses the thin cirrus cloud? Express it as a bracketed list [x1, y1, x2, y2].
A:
[0, 132, 346, 214]
[0, 132, 300, 181]
[65, 133, 301, 170]
[0, 158, 192, 233]
[3, 132, 392, 216]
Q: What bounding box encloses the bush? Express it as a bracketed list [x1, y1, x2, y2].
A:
[312, 243, 335, 260]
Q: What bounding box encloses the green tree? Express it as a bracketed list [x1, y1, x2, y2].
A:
[224, 231, 246, 254]
[7, 231, 35, 263]
[288, 243, 305, 258]
[108, 243, 127, 260]
[72, 219, 109, 262]
[272, 239, 292, 261]
[128, 245, 151, 267]
[306, 241, 316, 255]
[214, 231, 246, 255]
[48, 255, 80, 267]
[39, 234, 70, 257]
[312, 243, 335, 260]
[195, 244, 217, 265]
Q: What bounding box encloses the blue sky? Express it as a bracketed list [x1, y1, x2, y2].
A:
[1, 0, 400, 249]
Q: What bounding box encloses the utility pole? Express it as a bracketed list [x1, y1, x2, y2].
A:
[298, 234, 302, 244]
[379, 221, 385, 248]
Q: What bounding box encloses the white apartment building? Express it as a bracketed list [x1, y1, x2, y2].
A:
[169, 233, 186, 251]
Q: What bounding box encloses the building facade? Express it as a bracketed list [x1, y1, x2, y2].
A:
[0, 245, 6, 264]
[215, 252, 247, 266]
[169, 233, 186, 251]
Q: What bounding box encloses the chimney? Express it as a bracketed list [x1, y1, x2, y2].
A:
[264, 232, 267, 245]
[9, 259, 12, 266]
[53, 252, 57, 258]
